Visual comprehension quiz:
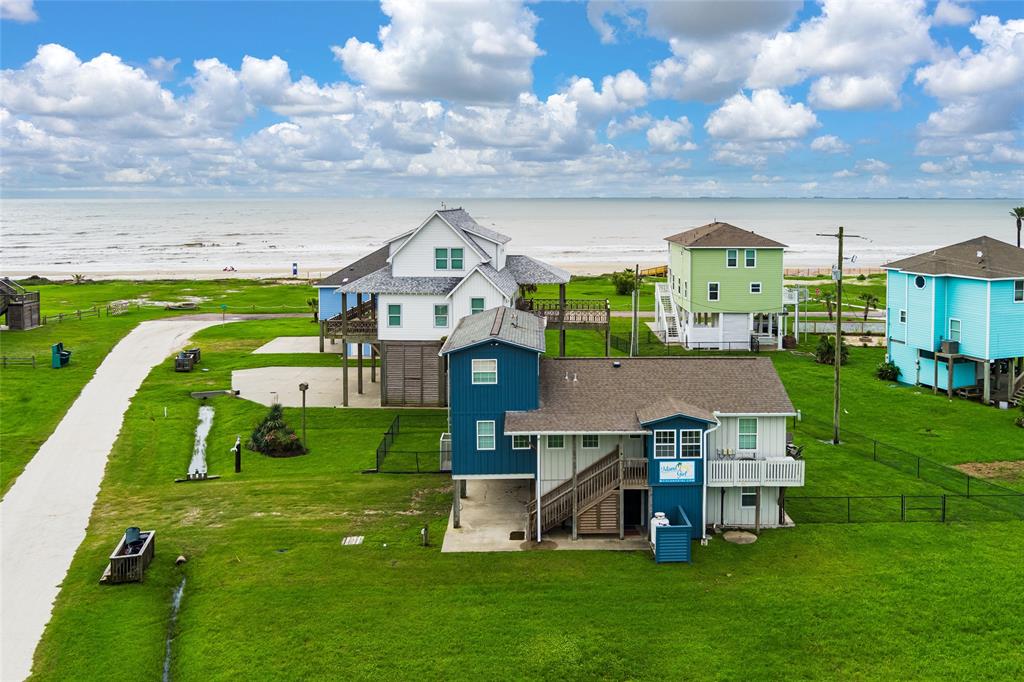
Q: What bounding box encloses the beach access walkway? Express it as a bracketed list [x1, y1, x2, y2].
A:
[0, 316, 235, 681]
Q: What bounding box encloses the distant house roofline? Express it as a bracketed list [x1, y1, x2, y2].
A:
[664, 222, 787, 249]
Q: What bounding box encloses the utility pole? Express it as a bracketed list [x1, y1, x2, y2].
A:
[816, 226, 863, 444]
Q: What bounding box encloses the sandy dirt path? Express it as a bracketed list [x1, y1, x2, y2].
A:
[0, 318, 221, 681]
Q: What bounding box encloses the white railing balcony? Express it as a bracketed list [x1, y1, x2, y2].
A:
[706, 457, 804, 487]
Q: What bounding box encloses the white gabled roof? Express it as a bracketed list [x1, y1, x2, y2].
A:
[387, 210, 494, 265]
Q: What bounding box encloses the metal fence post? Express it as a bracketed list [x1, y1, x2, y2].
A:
[873, 440, 877, 461]
[900, 495, 906, 521]
[941, 495, 946, 523]
[916, 457, 920, 478]
[847, 496, 851, 523]
[966, 475, 971, 497]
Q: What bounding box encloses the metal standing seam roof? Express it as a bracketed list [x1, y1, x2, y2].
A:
[504, 356, 795, 434]
[504, 254, 572, 284]
[882, 236, 1024, 280]
[315, 245, 390, 287]
[336, 265, 463, 295]
[439, 306, 546, 355]
[665, 222, 787, 248]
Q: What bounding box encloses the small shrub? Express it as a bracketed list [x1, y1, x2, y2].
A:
[856, 273, 867, 281]
[248, 404, 306, 457]
[814, 335, 849, 365]
[876, 360, 901, 381]
[611, 269, 639, 296]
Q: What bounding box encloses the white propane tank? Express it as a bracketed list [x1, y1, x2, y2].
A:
[650, 512, 670, 545]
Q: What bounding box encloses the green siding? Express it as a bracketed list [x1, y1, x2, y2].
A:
[670, 246, 784, 313]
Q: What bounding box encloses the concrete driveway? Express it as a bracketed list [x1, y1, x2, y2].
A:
[231, 366, 380, 408]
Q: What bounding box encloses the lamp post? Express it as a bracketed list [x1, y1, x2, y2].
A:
[298, 382, 309, 449]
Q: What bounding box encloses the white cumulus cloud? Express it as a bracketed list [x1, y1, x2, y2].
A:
[810, 135, 850, 153]
[932, 0, 973, 27]
[646, 116, 695, 153]
[1, 0, 36, 22]
[705, 89, 818, 141]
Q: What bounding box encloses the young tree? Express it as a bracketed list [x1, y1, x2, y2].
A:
[611, 268, 640, 296]
[306, 296, 319, 323]
[822, 291, 835, 321]
[858, 292, 879, 321]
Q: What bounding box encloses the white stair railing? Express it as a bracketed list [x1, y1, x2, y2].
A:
[654, 282, 682, 343]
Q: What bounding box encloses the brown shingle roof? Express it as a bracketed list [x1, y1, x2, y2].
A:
[316, 245, 390, 287]
[504, 357, 794, 434]
[883, 236, 1024, 280]
[664, 222, 786, 248]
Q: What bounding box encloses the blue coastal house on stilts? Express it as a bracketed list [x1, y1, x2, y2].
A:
[883, 236, 1024, 406]
[440, 306, 803, 562]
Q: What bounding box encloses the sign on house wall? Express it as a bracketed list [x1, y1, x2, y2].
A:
[659, 460, 696, 483]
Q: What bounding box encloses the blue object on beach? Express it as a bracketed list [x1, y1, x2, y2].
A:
[292, 262, 298, 276]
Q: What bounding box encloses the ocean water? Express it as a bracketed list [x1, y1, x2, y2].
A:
[0, 197, 1018, 277]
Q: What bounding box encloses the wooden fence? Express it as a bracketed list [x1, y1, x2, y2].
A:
[1, 355, 36, 368]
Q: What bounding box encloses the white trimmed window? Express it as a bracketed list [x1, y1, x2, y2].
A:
[750, 282, 762, 294]
[738, 418, 758, 451]
[434, 247, 465, 270]
[745, 249, 756, 268]
[476, 421, 495, 450]
[708, 282, 720, 302]
[683, 280, 688, 298]
[1014, 280, 1023, 303]
[434, 304, 449, 328]
[581, 434, 600, 449]
[726, 249, 738, 268]
[948, 318, 961, 343]
[546, 434, 564, 449]
[512, 435, 531, 450]
[899, 309, 907, 324]
[387, 304, 402, 327]
[679, 430, 702, 457]
[471, 297, 485, 315]
[434, 247, 448, 270]
[741, 487, 757, 507]
[471, 359, 497, 384]
[450, 248, 464, 269]
[654, 430, 676, 458]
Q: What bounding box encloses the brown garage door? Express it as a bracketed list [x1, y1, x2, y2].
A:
[381, 341, 446, 406]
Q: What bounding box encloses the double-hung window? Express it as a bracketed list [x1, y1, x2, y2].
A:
[471, 297, 486, 315]
[471, 359, 497, 384]
[434, 248, 448, 270]
[387, 304, 402, 327]
[450, 248, 464, 269]
[654, 430, 676, 458]
[476, 421, 495, 451]
[738, 418, 758, 451]
[948, 318, 961, 343]
[1015, 280, 1024, 303]
[726, 249, 738, 268]
[434, 304, 449, 328]
[546, 435, 564, 449]
[679, 430, 702, 457]
[512, 435, 532, 450]
[745, 249, 756, 267]
[741, 487, 758, 507]
[581, 434, 600, 449]
[708, 282, 720, 302]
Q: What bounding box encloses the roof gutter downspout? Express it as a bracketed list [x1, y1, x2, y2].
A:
[702, 416, 723, 541]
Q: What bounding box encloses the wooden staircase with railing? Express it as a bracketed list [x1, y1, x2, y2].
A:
[527, 447, 648, 540]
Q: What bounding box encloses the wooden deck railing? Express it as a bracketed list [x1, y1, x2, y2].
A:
[529, 448, 636, 538]
[517, 298, 611, 327]
[622, 458, 648, 487]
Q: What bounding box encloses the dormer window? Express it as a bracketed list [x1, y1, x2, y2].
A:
[435, 247, 464, 270]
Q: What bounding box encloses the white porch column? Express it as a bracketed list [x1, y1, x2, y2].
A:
[535, 441, 542, 542]
[777, 313, 784, 350]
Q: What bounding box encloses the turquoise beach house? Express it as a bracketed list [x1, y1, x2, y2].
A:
[884, 236, 1024, 405]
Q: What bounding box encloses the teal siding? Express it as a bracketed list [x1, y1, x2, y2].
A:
[653, 506, 692, 564]
[945, 277, 987, 358]
[887, 270, 908, 343]
[989, 279, 1024, 358]
[448, 341, 540, 477]
[905, 273, 935, 350]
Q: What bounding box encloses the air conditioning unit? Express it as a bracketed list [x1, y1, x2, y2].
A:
[940, 339, 959, 354]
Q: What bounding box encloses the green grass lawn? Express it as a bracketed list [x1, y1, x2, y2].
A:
[0, 280, 319, 495]
[29, 316, 1024, 680]
[526, 274, 662, 311]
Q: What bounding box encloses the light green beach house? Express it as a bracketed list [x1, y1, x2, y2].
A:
[655, 222, 787, 350]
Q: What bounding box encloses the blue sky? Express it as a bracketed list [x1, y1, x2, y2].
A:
[1, 0, 1021, 197]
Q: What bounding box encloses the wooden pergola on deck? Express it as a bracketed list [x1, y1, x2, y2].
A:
[516, 283, 612, 357]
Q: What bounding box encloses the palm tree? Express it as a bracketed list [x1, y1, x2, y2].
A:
[306, 297, 318, 323]
[858, 292, 879, 321]
[822, 291, 835, 321]
[1011, 207, 1024, 248]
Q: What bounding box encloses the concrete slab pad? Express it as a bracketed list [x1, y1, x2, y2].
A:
[253, 335, 340, 354]
[232, 366, 380, 408]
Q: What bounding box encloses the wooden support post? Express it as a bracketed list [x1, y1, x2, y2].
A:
[983, 362, 991, 404]
[357, 343, 364, 395]
[370, 345, 377, 383]
[571, 436, 578, 541]
[754, 487, 762, 533]
[460, 480, 467, 499]
[933, 356, 939, 394]
[319, 320, 325, 353]
[778, 487, 786, 526]
[947, 357, 953, 399]
[618, 445, 625, 540]
[452, 480, 461, 529]
[342, 340, 349, 407]
[558, 282, 566, 357]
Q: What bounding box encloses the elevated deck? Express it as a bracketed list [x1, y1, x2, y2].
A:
[706, 457, 804, 487]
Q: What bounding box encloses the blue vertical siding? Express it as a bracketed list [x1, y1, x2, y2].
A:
[886, 270, 908, 343]
[905, 273, 935, 350]
[989, 279, 1024, 358]
[448, 342, 540, 476]
[317, 288, 367, 321]
[643, 415, 707, 533]
[945, 277, 988, 358]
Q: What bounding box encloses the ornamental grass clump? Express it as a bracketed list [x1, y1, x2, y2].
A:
[814, 335, 849, 366]
[248, 404, 306, 457]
